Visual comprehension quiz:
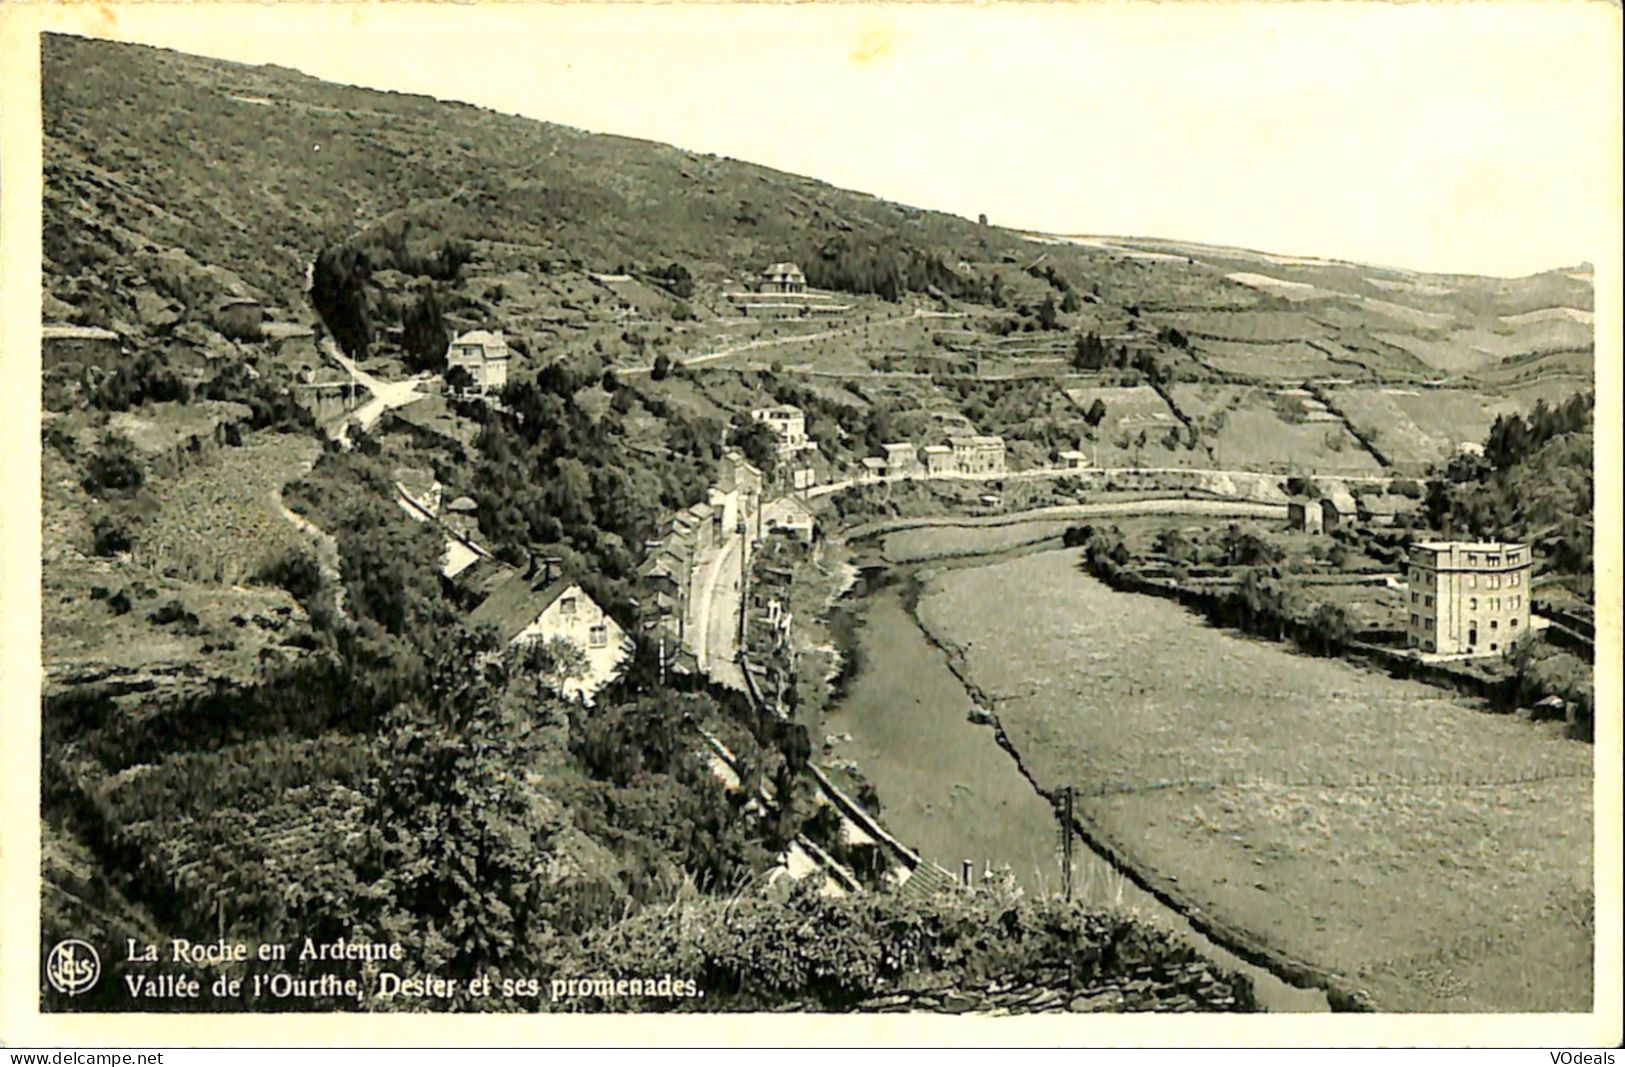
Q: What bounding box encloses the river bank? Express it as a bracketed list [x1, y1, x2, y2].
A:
[815, 529, 1332, 1012]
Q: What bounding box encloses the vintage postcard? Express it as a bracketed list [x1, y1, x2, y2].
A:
[0, 0, 1619, 1049]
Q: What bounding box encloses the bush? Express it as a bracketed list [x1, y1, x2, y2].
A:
[91, 515, 133, 556]
[147, 598, 201, 633]
[254, 547, 323, 603]
[82, 432, 144, 496]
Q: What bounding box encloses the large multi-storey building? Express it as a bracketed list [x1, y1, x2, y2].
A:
[1405, 541, 1532, 656]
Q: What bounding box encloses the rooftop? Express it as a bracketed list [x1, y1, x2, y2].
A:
[451, 329, 508, 350]
[43, 323, 120, 341]
[468, 574, 574, 645]
[1413, 540, 1528, 552]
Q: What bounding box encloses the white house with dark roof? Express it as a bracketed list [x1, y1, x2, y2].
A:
[467, 564, 631, 704]
[759, 263, 807, 294]
[447, 329, 513, 395]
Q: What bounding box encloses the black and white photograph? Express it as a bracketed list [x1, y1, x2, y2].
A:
[2, 0, 1619, 1047]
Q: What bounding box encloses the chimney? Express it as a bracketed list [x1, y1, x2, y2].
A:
[523, 549, 538, 581]
[539, 556, 562, 584]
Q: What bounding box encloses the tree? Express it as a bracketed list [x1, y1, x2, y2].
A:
[83, 432, 144, 496]
[1072, 331, 1108, 372]
[728, 419, 780, 477]
[1084, 399, 1107, 428]
[311, 244, 373, 360]
[357, 632, 564, 1004]
[651, 353, 672, 381]
[1037, 294, 1059, 331]
[401, 290, 450, 374]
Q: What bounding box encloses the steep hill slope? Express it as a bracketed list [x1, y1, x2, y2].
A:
[44, 32, 1593, 392]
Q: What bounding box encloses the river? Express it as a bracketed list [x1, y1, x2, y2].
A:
[821, 542, 1331, 1012]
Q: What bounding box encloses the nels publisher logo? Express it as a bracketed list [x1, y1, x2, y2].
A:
[45, 939, 101, 996]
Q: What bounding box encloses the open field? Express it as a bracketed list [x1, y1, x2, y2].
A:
[1167, 384, 1381, 474]
[133, 432, 322, 583]
[915, 549, 1592, 1011]
[1328, 387, 1525, 468]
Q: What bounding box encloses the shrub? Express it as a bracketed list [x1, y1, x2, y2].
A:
[147, 598, 201, 633]
[82, 432, 144, 496]
[91, 515, 133, 556]
[254, 547, 323, 603]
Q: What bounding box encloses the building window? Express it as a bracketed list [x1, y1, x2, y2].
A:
[1492, 597, 1501, 611]
[1511, 595, 1521, 609]
[589, 624, 608, 648]
[1490, 619, 1499, 630]
[1490, 575, 1501, 589]
[1486, 555, 1501, 566]
[1511, 618, 1519, 628]
[1490, 642, 1498, 651]
[1467, 575, 1477, 589]
[1467, 553, 1479, 565]
[1424, 595, 1433, 608]
[1410, 613, 1420, 627]
[560, 597, 577, 616]
[1509, 551, 1521, 564]
[1510, 573, 1520, 587]
[1411, 591, 1419, 604]
[1424, 641, 1435, 652]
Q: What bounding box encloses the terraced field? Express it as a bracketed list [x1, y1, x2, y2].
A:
[915, 549, 1593, 1012]
[133, 432, 322, 583]
[1168, 384, 1381, 474]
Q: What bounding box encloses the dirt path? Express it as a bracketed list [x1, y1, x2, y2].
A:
[271, 460, 348, 620]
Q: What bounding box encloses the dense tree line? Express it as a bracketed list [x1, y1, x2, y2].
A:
[1424, 392, 1594, 597]
[311, 244, 373, 359]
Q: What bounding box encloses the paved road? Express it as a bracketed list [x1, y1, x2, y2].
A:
[620, 308, 933, 377]
[691, 532, 747, 690]
[807, 465, 1390, 499]
[839, 497, 1288, 541]
[318, 338, 436, 440]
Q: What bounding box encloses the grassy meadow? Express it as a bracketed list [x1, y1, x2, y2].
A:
[914, 548, 1593, 1012]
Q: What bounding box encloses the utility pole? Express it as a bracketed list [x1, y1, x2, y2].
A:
[736, 521, 749, 650]
[1059, 785, 1075, 902]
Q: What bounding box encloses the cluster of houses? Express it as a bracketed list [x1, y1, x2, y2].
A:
[637, 449, 820, 664]
[859, 434, 1008, 481]
[1287, 487, 1415, 532]
[394, 467, 634, 704]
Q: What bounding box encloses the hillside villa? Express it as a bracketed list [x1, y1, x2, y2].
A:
[1404, 541, 1531, 657]
[751, 404, 816, 456]
[447, 329, 512, 396]
[760, 262, 807, 294]
[468, 560, 632, 703]
[882, 442, 920, 477]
